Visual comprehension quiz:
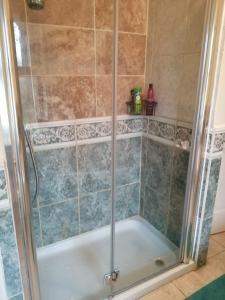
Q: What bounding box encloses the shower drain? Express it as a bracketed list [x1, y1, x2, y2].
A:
[155, 257, 165, 266]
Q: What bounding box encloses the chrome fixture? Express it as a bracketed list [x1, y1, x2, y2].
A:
[27, 0, 44, 10]
[104, 270, 120, 285]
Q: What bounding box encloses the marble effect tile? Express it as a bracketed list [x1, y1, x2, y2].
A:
[9, 294, 24, 300]
[34, 147, 78, 206]
[27, 0, 94, 28]
[0, 209, 22, 298]
[144, 139, 173, 196]
[116, 183, 140, 221]
[118, 0, 148, 34]
[40, 198, 79, 245]
[80, 190, 111, 233]
[116, 137, 141, 186]
[33, 76, 96, 121]
[118, 33, 146, 75]
[29, 24, 95, 76]
[142, 186, 169, 235]
[95, 0, 113, 30]
[78, 142, 111, 194]
[0, 169, 7, 201]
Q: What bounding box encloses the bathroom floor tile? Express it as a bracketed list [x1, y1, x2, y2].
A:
[211, 231, 225, 247]
[141, 235, 225, 300]
[139, 283, 185, 300]
[207, 236, 225, 257]
[172, 271, 205, 297]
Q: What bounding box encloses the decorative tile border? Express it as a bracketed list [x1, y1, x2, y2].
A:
[31, 125, 76, 146]
[207, 127, 225, 155]
[27, 116, 193, 149]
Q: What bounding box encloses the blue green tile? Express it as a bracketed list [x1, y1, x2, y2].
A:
[80, 190, 111, 233]
[34, 147, 78, 206]
[78, 142, 111, 194]
[9, 294, 23, 300]
[0, 209, 22, 298]
[116, 137, 141, 186]
[0, 169, 7, 201]
[40, 199, 79, 245]
[142, 186, 169, 235]
[116, 183, 140, 221]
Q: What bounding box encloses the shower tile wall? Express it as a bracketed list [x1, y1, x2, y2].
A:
[29, 135, 141, 247]
[140, 134, 190, 246]
[145, 0, 206, 123]
[13, 0, 148, 123]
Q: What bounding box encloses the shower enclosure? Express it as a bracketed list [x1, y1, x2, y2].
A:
[0, 0, 215, 299]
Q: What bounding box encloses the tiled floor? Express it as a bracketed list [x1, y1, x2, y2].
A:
[139, 232, 225, 300]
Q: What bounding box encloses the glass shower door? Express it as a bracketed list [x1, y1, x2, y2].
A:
[111, 0, 207, 295]
[6, 0, 208, 298]
[9, 0, 115, 299]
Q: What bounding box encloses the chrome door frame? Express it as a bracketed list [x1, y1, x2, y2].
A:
[0, 0, 224, 300]
[180, 0, 225, 263]
[0, 0, 40, 299]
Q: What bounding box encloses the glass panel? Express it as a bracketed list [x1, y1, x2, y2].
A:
[113, 0, 207, 294]
[10, 0, 114, 299]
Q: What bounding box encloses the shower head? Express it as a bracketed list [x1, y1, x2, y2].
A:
[27, 0, 44, 10]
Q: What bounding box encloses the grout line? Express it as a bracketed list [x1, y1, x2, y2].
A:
[210, 236, 225, 249]
[171, 282, 188, 298]
[94, 0, 97, 118]
[23, 0, 38, 123]
[143, 0, 149, 92]
[26, 21, 148, 36]
[74, 123, 81, 235]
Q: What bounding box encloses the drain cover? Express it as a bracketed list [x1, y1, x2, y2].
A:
[155, 257, 165, 266]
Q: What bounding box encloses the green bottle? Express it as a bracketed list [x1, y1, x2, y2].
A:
[133, 86, 142, 115]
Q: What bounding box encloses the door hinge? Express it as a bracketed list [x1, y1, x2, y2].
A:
[104, 270, 120, 285]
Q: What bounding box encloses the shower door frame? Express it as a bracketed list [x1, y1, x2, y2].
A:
[0, 0, 223, 299]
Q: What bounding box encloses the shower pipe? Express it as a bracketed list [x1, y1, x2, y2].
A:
[24, 130, 39, 206]
[0, 0, 223, 299]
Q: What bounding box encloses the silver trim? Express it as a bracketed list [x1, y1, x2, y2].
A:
[0, 0, 223, 298]
[110, 0, 119, 276]
[180, 0, 224, 263]
[0, 0, 41, 299]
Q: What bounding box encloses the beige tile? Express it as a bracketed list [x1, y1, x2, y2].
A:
[211, 232, 225, 247]
[178, 54, 201, 123]
[27, 0, 94, 28]
[96, 31, 113, 75]
[153, 0, 187, 56]
[29, 24, 95, 76]
[195, 250, 225, 284]
[118, 0, 148, 34]
[117, 76, 145, 115]
[10, 0, 26, 22]
[19, 76, 36, 123]
[33, 76, 96, 121]
[173, 271, 205, 297]
[139, 283, 185, 300]
[96, 76, 112, 117]
[152, 54, 183, 120]
[13, 22, 31, 76]
[208, 236, 225, 258]
[118, 33, 146, 75]
[184, 0, 206, 53]
[95, 0, 113, 30]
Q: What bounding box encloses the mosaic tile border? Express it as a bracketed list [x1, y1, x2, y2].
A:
[207, 128, 225, 155]
[27, 116, 193, 148]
